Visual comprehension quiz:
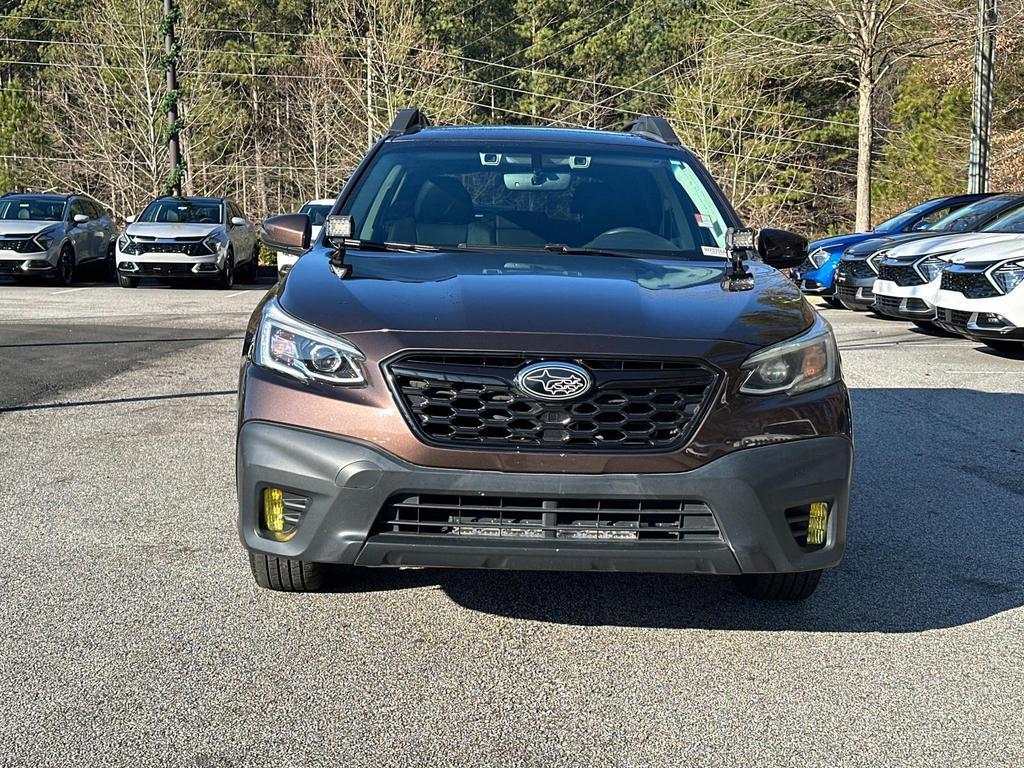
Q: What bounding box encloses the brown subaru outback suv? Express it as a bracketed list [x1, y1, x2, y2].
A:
[238, 110, 853, 600]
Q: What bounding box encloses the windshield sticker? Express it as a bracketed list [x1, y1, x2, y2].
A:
[702, 246, 727, 258]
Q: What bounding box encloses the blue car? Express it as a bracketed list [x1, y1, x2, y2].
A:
[798, 194, 991, 304]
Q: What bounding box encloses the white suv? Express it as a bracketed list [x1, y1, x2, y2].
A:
[0, 193, 117, 285]
[116, 196, 257, 289]
[276, 198, 333, 275]
[933, 238, 1024, 353]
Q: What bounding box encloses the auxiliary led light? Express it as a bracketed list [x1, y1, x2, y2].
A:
[262, 487, 287, 536]
[807, 502, 829, 546]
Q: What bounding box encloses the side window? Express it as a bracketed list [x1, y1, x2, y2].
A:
[69, 199, 88, 221]
[229, 202, 244, 222]
[912, 205, 956, 230]
[85, 200, 103, 219]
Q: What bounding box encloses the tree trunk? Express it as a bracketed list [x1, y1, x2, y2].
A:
[855, 68, 874, 232]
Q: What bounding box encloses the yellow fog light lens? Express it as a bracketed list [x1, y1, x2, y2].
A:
[262, 487, 287, 536]
[807, 501, 829, 546]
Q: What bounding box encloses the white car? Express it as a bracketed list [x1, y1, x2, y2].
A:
[276, 198, 333, 275]
[0, 193, 117, 285]
[116, 196, 258, 289]
[933, 238, 1024, 353]
[871, 226, 1024, 327]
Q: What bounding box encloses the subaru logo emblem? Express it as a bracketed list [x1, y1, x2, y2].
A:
[514, 362, 592, 401]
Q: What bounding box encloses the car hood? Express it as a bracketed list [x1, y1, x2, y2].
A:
[808, 232, 875, 252]
[0, 221, 61, 237]
[943, 236, 1024, 265]
[886, 231, 1021, 260]
[125, 222, 221, 239]
[842, 230, 948, 258]
[278, 248, 815, 349]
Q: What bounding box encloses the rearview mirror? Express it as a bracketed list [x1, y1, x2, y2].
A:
[758, 228, 807, 270]
[261, 213, 311, 256]
[126, 214, 136, 224]
[73, 213, 90, 225]
[230, 216, 247, 227]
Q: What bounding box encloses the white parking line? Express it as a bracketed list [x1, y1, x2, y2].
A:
[51, 287, 91, 295]
[224, 290, 252, 299]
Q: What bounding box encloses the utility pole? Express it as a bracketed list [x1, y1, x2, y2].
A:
[163, 0, 184, 196]
[968, 0, 997, 194]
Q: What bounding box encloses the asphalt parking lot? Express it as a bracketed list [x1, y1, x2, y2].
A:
[1, 277, 1022, 767]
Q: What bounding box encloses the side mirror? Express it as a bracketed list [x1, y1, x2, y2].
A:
[126, 214, 136, 224]
[261, 213, 310, 256]
[758, 228, 807, 270]
[73, 213, 90, 225]
[230, 216, 248, 227]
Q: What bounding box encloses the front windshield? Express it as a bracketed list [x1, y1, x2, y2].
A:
[300, 203, 332, 227]
[981, 205, 1024, 234]
[339, 141, 733, 258]
[874, 201, 936, 234]
[931, 197, 1017, 233]
[0, 196, 65, 221]
[139, 198, 223, 224]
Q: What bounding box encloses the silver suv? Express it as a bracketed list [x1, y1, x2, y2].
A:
[0, 193, 117, 285]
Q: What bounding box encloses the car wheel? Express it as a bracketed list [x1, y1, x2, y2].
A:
[217, 253, 235, 289]
[983, 339, 1024, 354]
[117, 273, 140, 288]
[823, 295, 842, 308]
[239, 252, 258, 283]
[733, 570, 822, 600]
[249, 552, 333, 592]
[55, 245, 75, 286]
[104, 242, 117, 282]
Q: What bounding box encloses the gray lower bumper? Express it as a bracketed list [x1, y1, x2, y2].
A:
[237, 422, 853, 575]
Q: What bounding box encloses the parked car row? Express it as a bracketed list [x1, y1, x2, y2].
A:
[797, 192, 1024, 353]
[0, 192, 263, 289]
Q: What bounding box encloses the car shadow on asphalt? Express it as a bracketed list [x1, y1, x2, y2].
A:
[353, 387, 1024, 633]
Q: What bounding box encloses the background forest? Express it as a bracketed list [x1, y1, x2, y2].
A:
[1, 0, 1023, 236]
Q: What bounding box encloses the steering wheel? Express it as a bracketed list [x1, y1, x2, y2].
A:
[585, 227, 678, 250]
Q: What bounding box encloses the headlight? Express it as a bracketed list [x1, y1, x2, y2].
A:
[117, 233, 135, 253]
[866, 249, 887, 273]
[807, 248, 830, 269]
[33, 228, 57, 251]
[991, 260, 1024, 294]
[915, 255, 949, 282]
[253, 300, 365, 385]
[740, 315, 840, 396]
[202, 233, 224, 255]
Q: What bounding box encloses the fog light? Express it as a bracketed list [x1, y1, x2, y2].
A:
[260, 487, 308, 541]
[263, 487, 286, 533]
[807, 501, 829, 546]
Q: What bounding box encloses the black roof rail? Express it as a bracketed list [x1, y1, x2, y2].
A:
[623, 115, 680, 146]
[387, 108, 430, 137]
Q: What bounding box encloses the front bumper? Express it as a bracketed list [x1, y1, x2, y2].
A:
[237, 421, 853, 575]
[117, 250, 225, 278]
[934, 289, 1024, 340]
[871, 278, 939, 319]
[0, 253, 58, 275]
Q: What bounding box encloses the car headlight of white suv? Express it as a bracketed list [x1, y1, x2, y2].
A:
[991, 260, 1024, 294]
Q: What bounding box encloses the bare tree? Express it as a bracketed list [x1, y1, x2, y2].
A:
[709, 0, 961, 231]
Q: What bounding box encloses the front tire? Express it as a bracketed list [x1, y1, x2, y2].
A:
[118, 273, 139, 288]
[217, 253, 235, 289]
[55, 245, 75, 286]
[249, 553, 332, 592]
[823, 295, 842, 308]
[733, 570, 822, 600]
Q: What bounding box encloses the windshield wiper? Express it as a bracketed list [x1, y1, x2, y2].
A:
[345, 239, 439, 253]
[544, 243, 647, 259]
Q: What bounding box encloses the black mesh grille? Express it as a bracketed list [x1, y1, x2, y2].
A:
[938, 308, 972, 328]
[381, 493, 721, 542]
[0, 237, 38, 253]
[0, 260, 24, 273]
[837, 258, 876, 279]
[940, 269, 999, 298]
[877, 263, 924, 286]
[386, 353, 719, 452]
[835, 284, 873, 300]
[133, 262, 197, 275]
[133, 240, 206, 256]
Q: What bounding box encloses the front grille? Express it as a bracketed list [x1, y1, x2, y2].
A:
[0, 237, 38, 253]
[938, 308, 972, 329]
[874, 295, 932, 316]
[133, 240, 206, 256]
[0, 260, 23, 273]
[381, 493, 722, 542]
[386, 352, 719, 452]
[837, 258, 876, 279]
[940, 269, 999, 298]
[835, 284, 872, 301]
[877, 263, 924, 286]
[133, 262, 197, 275]
[873, 295, 901, 312]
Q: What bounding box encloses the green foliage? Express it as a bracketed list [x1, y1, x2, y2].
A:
[0, 81, 47, 190]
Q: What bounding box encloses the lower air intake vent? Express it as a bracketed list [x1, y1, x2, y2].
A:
[381, 494, 721, 542]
